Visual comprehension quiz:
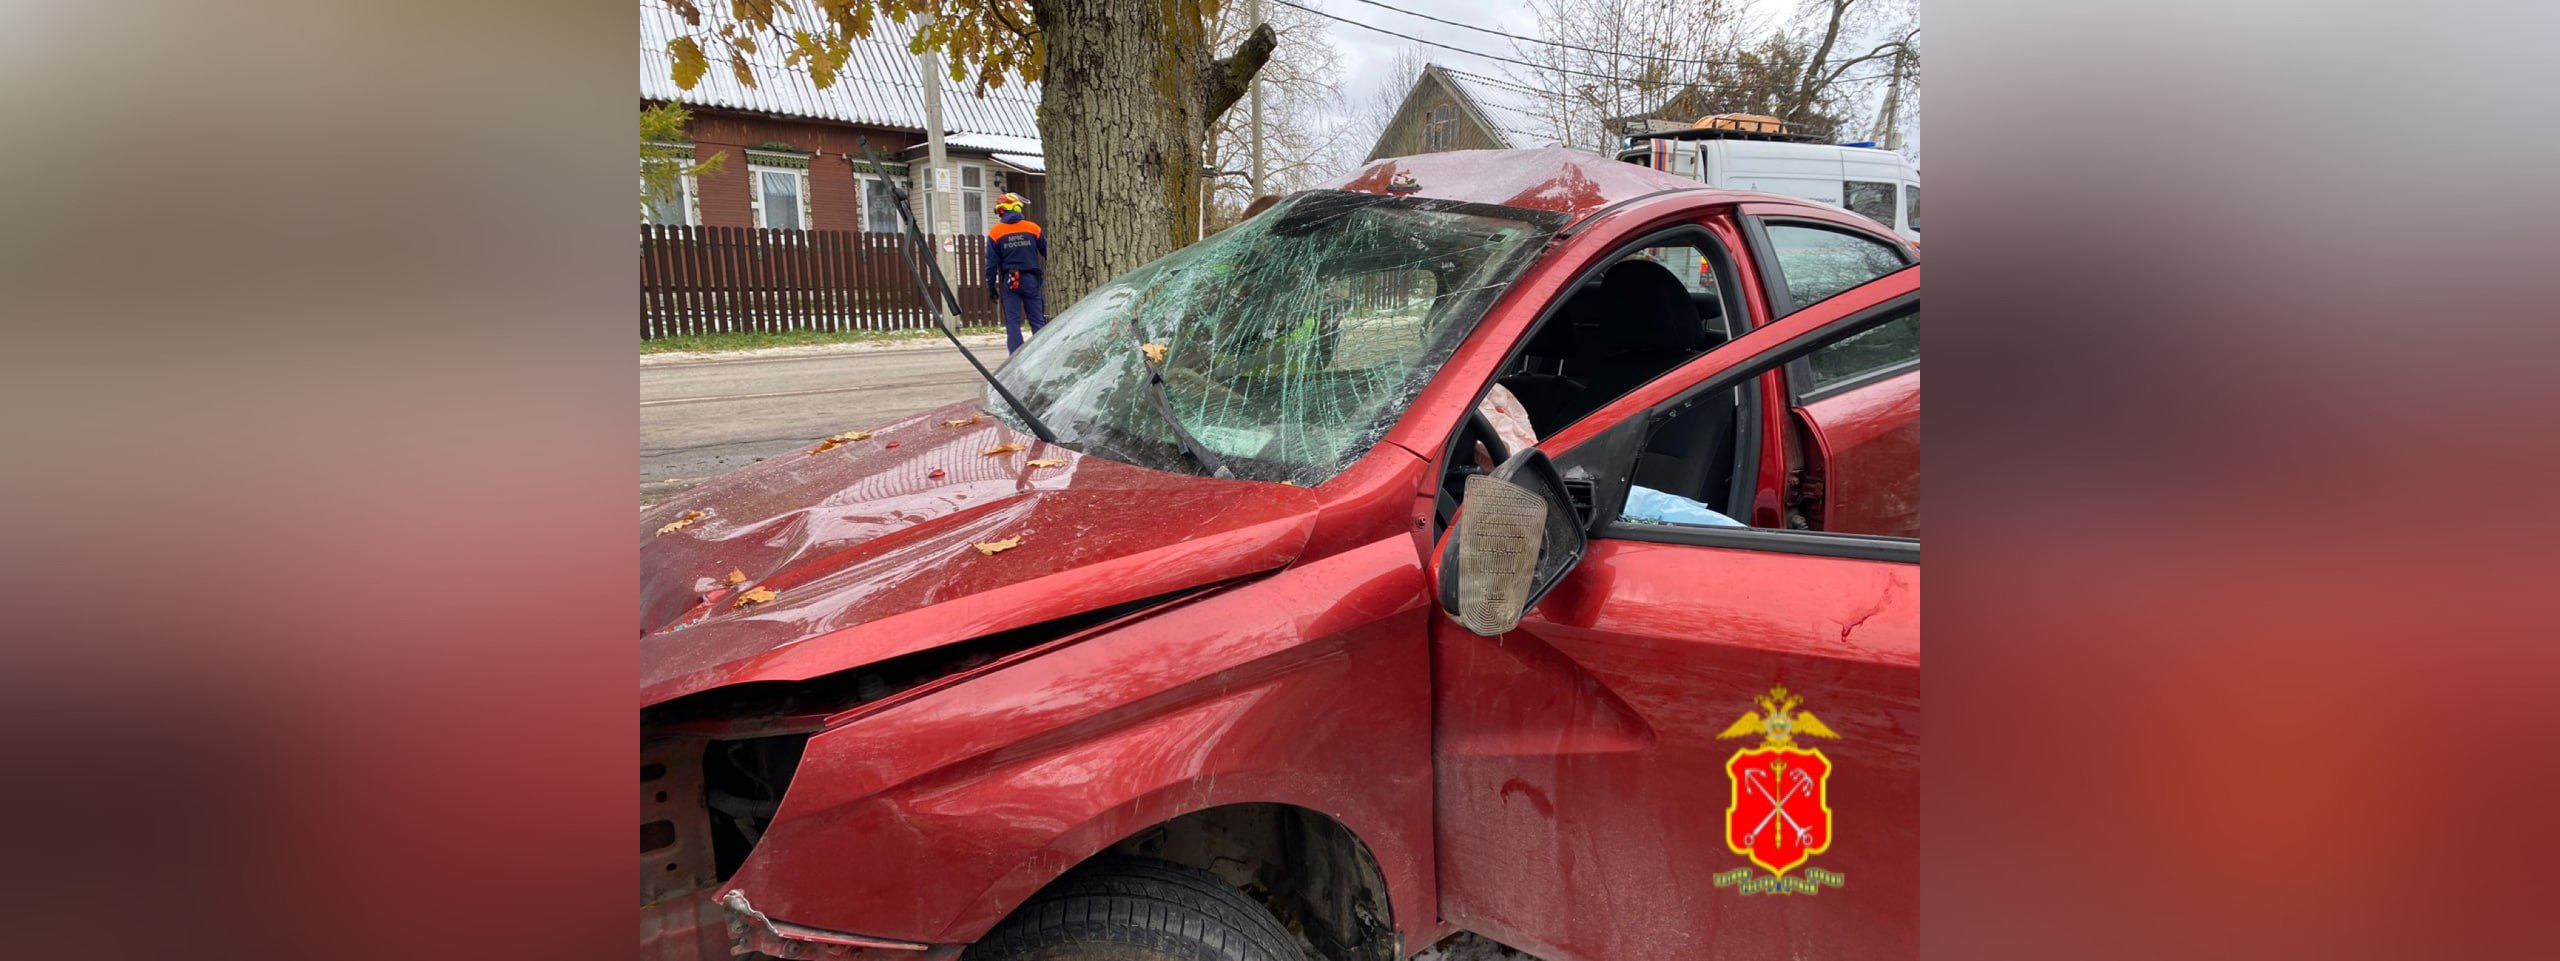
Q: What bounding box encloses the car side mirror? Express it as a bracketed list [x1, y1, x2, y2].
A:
[1436, 448, 1589, 636]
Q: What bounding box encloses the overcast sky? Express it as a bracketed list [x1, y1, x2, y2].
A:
[1310, 0, 1796, 108]
[1292, 0, 1908, 156]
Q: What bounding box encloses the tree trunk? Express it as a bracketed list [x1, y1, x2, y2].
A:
[1034, 0, 1271, 308]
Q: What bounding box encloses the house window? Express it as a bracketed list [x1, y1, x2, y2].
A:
[641, 163, 694, 226]
[1424, 102, 1458, 151]
[960, 164, 987, 235]
[750, 165, 807, 230]
[858, 174, 902, 234]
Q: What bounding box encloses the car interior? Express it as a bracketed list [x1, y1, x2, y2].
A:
[1439, 238, 1759, 531]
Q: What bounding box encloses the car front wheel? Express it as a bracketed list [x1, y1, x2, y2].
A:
[965, 857, 1304, 961]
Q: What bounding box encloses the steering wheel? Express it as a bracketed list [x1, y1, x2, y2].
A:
[1465, 408, 1513, 471]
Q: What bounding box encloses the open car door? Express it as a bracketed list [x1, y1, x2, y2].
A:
[1429, 267, 1920, 961]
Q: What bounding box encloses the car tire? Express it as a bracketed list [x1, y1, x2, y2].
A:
[966, 857, 1305, 961]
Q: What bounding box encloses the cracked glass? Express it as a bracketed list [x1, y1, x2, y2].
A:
[990, 190, 1566, 486]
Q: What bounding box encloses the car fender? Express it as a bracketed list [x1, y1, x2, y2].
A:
[721, 536, 1438, 948]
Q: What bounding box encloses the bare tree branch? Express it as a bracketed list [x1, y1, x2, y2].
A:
[1203, 23, 1278, 121]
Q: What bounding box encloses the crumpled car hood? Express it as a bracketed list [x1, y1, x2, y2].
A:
[639, 401, 1320, 707]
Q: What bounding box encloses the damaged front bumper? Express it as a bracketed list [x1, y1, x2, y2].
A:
[641, 886, 954, 961]
[719, 890, 948, 961]
[645, 735, 959, 961]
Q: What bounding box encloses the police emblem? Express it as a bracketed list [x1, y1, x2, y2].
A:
[1713, 686, 1847, 895]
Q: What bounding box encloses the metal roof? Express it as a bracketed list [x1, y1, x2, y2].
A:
[989, 153, 1045, 175]
[639, 0, 1043, 142]
[1433, 67, 1556, 151]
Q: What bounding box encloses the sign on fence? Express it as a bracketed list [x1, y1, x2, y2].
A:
[639, 225, 999, 340]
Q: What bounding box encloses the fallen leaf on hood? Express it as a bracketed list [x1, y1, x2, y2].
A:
[808, 429, 872, 454]
[654, 510, 705, 536]
[928, 468, 946, 479]
[943, 415, 981, 427]
[1027, 458, 1065, 468]
[885, 441, 900, 448]
[732, 586, 778, 608]
[1141, 342, 1169, 365]
[981, 442, 1027, 456]
[973, 536, 1023, 556]
[725, 568, 747, 585]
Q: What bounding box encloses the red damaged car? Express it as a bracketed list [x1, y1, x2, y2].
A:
[641, 147, 1919, 961]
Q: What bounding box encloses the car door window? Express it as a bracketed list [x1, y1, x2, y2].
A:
[1764, 224, 1907, 316]
[1584, 291, 1919, 549]
[1805, 311, 1918, 391]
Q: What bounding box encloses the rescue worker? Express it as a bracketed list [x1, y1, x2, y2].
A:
[982, 192, 1047, 353]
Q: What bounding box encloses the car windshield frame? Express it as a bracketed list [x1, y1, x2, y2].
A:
[988, 190, 1568, 486]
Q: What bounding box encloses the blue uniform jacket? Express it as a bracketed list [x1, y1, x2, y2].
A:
[984, 217, 1045, 290]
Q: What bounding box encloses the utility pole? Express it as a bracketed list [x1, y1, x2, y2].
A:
[1871, 45, 1907, 151]
[919, 51, 959, 326]
[1247, 0, 1266, 198]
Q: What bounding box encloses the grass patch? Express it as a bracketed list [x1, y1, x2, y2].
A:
[641, 326, 995, 354]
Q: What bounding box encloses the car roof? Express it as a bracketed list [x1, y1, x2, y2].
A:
[1319, 146, 1826, 226]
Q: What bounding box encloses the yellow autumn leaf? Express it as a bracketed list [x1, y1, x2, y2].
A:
[944, 416, 982, 427]
[808, 438, 844, 455]
[982, 442, 1027, 456]
[654, 509, 705, 536]
[973, 536, 1022, 556]
[725, 568, 747, 585]
[1026, 458, 1066, 468]
[1142, 342, 1169, 365]
[829, 430, 873, 442]
[732, 586, 778, 608]
[668, 36, 708, 90]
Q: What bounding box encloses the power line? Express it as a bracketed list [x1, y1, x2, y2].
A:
[1271, 0, 1690, 88]
[1436, 67, 1551, 97]
[1279, 0, 1908, 94]
[1332, 0, 1767, 69]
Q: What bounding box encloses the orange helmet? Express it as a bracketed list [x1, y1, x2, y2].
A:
[994, 192, 1027, 213]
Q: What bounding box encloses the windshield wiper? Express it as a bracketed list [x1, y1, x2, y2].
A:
[1127, 324, 1234, 479]
[856, 136, 1058, 445]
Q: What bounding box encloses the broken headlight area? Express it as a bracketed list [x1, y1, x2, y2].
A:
[642, 586, 1231, 925]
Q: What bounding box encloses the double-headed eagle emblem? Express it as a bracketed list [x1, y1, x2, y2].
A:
[1715, 685, 1840, 749]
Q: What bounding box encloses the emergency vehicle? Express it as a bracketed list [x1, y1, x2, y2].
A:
[1617, 114, 1920, 243]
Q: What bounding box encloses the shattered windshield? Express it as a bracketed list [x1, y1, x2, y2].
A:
[990, 191, 1564, 486]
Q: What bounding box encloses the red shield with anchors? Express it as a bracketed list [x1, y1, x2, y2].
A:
[1725, 747, 1833, 875]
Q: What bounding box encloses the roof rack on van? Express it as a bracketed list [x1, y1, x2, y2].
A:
[1621, 113, 1824, 145]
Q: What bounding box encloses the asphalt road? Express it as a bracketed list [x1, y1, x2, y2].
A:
[640, 337, 1006, 509]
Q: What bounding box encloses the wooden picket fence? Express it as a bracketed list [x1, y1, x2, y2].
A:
[640, 226, 1000, 340]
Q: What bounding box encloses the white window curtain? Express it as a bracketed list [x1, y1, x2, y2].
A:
[859, 176, 900, 234]
[752, 167, 805, 230]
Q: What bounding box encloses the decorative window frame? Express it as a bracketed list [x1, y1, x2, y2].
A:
[746, 148, 813, 231]
[850, 159, 910, 234]
[640, 172, 698, 227]
[641, 143, 700, 226]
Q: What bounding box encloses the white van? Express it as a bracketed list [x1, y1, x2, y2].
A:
[1615, 131, 1921, 243]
